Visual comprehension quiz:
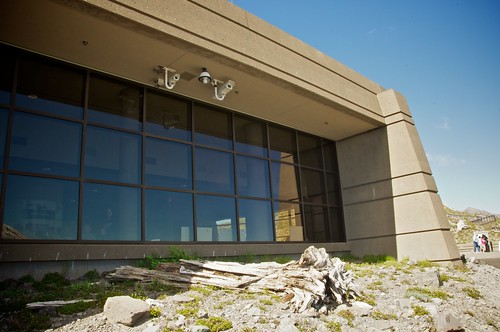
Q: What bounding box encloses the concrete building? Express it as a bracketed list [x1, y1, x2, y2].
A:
[0, 0, 460, 279]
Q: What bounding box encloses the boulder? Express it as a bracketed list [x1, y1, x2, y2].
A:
[103, 296, 150, 327]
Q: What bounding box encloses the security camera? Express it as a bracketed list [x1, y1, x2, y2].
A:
[219, 80, 235, 95]
[155, 66, 180, 90]
[168, 73, 180, 86]
[213, 79, 236, 100]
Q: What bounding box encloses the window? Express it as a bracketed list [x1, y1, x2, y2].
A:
[303, 205, 328, 242]
[322, 142, 338, 173]
[238, 199, 273, 241]
[82, 183, 140, 241]
[300, 168, 327, 205]
[234, 115, 267, 157]
[16, 56, 84, 119]
[269, 125, 297, 163]
[146, 91, 191, 141]
[88, 74, 143, 131]
[145, 138, 192, 190]
[0, 45, 15, 105]
[84, 126, 141, 184]
[298, 133, 323, 169]
[2, 175, 79, 240]
[236, 155, 270, 198]
[9, 112, 82, 177]
[0, 108, 8, 165]
[195, 148, 234, 195]
[196, 195, 236, 241]
[145, 190, 194, 241]
[194, 104, 232, 150]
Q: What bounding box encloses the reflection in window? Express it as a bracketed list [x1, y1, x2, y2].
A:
[271, 162, 300, 201]
[9, 112, 82, 177]
[145, 138, 192, 190]
[235, 115, 267, 157]
[85, 126, 141, 184]
[2, 175, 79, 240]
[16, 57, 84, 119]
[0, 109, 8, 164]
[238, 199, 273, 241]
[298, 133, 323, 169]
[146, 91, 191, 141]
[0, 45, 15, 105]
[88, 74, 143, 131]
[303, 205, 329, 242]
[194, 104, 232, 150]
[274, 201, 303, 242]
[269, 125, 297, 163]
[145, 190, 193, 241]
[236, 156, 270, 198]
[300, 168, 326, 205]
[195, 148, 234, 195]
[82, 183, 140, 241]
[196, 195, 236, 241]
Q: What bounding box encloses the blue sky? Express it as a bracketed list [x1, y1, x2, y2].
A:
[232, 0, 500, 214]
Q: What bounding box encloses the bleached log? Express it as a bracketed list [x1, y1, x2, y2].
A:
[27, 299, 94, 309]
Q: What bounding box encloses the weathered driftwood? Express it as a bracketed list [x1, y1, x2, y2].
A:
[27, 299, 94, 309]
[106, 246, 359, 312]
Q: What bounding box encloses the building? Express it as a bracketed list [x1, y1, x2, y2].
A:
[0, 0, 460, 279]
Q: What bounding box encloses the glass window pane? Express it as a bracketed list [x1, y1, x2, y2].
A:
[301, 168, 327, 205]
[298, 133, 323, 168]
[323, 141, 338, 172]
[88, 74, 143, 131]
[16, 56, 84, 119]
[234, 115, 267, 157]
[271, 162, 300, 201]
[326, 173, 341, 206]
[274, 201, 303, 242]
[82, 183, 140, 241]
[236, 156, 270, 198]
[0, 108, 8, 164]
[9, 112, 82, 177]
[269, 125, 297, 163]
[2, 175, 79, 240]
[145, 137, 192, 189]
[304, 205, 329, 242]
[238, 199, 273, 241]
[195, 148, 234, 195]
[0, 45, 15, 105]
[85, 126, 141, 184]
[145, 190, 193, 241]
[196, 195, 236, 242]
[329, 207, 346, 242]
[194, 104, 232, 150]
[145, 91, 191, 141]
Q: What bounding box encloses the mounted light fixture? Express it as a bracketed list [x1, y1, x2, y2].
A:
[198, 67, 236, 101]
[198, 67, 212, 84]
[154, 66, 180, 90]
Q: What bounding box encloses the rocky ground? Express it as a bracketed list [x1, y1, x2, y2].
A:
[41, 256, 499, 332]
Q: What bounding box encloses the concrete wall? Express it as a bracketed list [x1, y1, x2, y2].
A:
[338, 89, 461, 262]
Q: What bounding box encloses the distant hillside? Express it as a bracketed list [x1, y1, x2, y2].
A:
[445, 205, 499, 248]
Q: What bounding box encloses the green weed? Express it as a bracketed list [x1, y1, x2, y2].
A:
[196, 316, 233, 331]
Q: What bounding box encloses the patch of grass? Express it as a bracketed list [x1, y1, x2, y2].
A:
[83, 269, 100, 282]
[56, 300, 95, 315]
[411, 304, 430, 316]
[190, 284, 218, 296]
[295, 318, 316, 332]
[196, 316, 233, 332]
[367, 280, 384, 291]
[138, 246, 196, 269]
[372, 311, 397, 320]
[463, 287, 482, 299]
[415, 260, 437, 269]
[362, 254, 396, 264]
[405, 287, 452, 302]
[259, 298, 273, 306]
[5, 309, 52, 331]
[325, 321, 342, 332]
[337, 309, 355, 327]
[359, 292, 376, 306]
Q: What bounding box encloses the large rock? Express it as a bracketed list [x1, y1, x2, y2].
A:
[103, 296, 150, 327]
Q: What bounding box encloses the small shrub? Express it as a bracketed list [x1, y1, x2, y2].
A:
[362, 255, 396, 264]
[196, 316, 233, 331]
[150, 306, 162, 317]
[337, 309, 355, 327]
[83, 269, 100, 282]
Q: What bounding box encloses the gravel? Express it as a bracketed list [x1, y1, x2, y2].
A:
[42, 258, 499, 332]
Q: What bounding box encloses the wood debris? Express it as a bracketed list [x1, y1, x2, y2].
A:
[106, 246, 359, 312]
